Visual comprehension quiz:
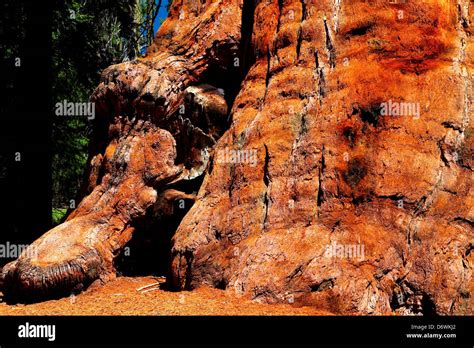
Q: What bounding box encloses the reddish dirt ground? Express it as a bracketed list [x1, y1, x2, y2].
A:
[0, 276, 330, 316]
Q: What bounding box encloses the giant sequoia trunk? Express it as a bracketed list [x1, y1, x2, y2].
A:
[1, 0, 473, 315]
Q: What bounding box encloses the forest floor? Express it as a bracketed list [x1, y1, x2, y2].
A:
[0, 276, 330, 316]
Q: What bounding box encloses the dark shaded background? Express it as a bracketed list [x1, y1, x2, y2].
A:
[0, 0, 52, 252]
[0, 0, 169, 267]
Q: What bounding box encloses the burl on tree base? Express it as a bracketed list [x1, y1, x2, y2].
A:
[2, 0, 473, 315]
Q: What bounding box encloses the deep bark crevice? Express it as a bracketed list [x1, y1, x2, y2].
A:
[314, 49, 326, 102]
[317, 146, 326, 213]
[263, 144, 271, 229]
[115, 176, 203, 277]
[323, 18, 336, 69]
[296, 0, 306, 61]
[296, 27, 303, 61]
[276, 0, 284, 34]
[262, 48, 272, 105]
[241, 0, 257, 80]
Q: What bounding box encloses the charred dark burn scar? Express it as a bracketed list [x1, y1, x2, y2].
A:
[343, 158, 367, 188]
[352, 104, 382, 127]
[342, 127, 357, 147]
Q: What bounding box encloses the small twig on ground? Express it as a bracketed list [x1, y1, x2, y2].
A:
[141, 287, 160, 294]
[136, 282, 160, 292]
